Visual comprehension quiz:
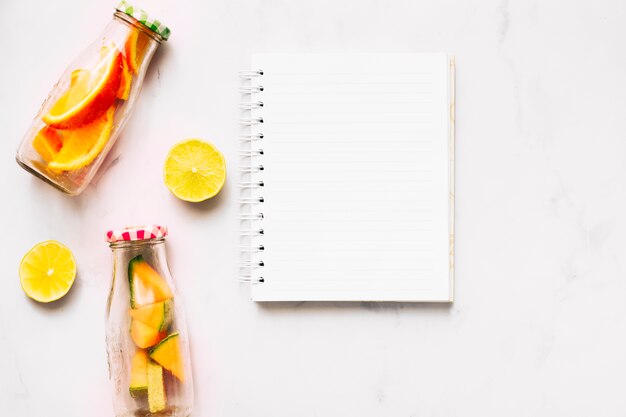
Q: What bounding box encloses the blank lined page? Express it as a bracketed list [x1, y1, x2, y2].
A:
[249, 53, 453, 301]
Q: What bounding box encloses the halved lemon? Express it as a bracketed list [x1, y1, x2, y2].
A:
[47, 105, 116, 172]
[164, 139, 226, 202]
[19, 241, 77, 303]
[42, 44, 122, 129]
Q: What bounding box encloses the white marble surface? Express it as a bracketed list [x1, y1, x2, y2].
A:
[2, 0, 626, 415]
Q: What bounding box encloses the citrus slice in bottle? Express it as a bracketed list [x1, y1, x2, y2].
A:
[163, 139, 226, 202]
[47, 105, 116, 172]
[19, 241, 77, 303]
[42, 44, 122, 129]
[124, 30, 150, 74]
[117, 55, 133, 100]
[32, 126, 63, 162]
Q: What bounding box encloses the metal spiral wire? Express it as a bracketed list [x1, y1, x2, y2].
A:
[239, 69, 265, 283]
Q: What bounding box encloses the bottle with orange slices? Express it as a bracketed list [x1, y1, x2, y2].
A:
[16, 1, 170, 195]
[105, 225, 193, 417]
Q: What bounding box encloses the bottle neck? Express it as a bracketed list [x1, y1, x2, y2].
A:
[113, 11, 165, 44]
[110, 238, 168, 260]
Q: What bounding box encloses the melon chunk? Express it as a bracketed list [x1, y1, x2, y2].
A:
[129, 350, 148, 397]
[130, 319, 166, 349]
[128, 255, 173, 309]
[150, 332, 185, 382]
[129, 299, 173, 332]
[147, 359, 166, 413]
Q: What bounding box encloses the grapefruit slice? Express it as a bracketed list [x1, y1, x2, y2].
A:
[124, 30, 150, 74]
[117, 55, 132, 100]
[47, 105, 115, 172]
[43, 44, 122, 129]
[32, 126, 63, 162]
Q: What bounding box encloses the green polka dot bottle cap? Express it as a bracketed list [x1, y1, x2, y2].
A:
[115, 0, 171, 41]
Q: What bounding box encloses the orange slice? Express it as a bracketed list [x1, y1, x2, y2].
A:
[124, 30, 150, 74]
[47, 105, 115, 172]
[70, 69, 89, 87]
[32, 126, 63, 162]
[117, 55, 133, 100]
[43, 44, 122, 129]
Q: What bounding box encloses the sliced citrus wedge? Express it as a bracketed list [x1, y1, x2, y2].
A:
[163, 139, 226, 202]
[19, 241, 77, 303]
[47, 105, 115, 172]
[70, 69, 89, 87]
[117, 55, 133, 100]
[43, 44, 122, 129]
[32, 126, 63, 162]
[124, 30, 150, 74]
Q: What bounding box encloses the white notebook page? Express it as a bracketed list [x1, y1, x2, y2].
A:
[248, 53, 453, 301]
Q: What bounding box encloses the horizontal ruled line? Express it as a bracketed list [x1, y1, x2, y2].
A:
[267, 101, 434, 105]
[265, 72, 433, 75]
[268, 109, 433, 115]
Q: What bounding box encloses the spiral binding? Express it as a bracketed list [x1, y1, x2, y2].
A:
[239, 101, 264, 110]
[239, 69, 265, 284]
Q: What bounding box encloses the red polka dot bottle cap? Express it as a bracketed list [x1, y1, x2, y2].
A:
[106, 225, 168, 243]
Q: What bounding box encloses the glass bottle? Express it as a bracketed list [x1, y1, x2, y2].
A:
[105, 225, 193, 417]
[16, 1, 170, 195]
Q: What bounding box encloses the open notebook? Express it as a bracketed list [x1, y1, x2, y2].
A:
[239, 53, 455, 302]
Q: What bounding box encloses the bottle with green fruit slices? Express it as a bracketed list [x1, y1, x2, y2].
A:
[105, 225, 193, 417]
